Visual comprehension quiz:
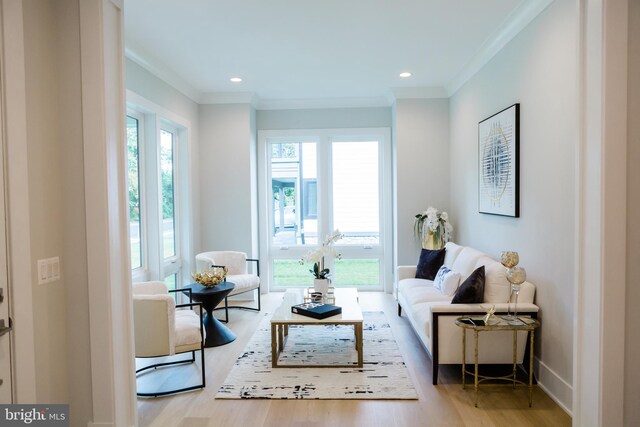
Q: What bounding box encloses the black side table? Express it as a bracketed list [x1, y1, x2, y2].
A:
[182, 282, 237, 347]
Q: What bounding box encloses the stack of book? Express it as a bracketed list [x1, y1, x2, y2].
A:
[291, 302, 342, 319]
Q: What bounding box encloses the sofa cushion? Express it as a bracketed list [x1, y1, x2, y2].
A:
[415, 248, 446, 280]
[451, 266, 485, 304]
[433, 266, 461, 296]
[443, 242, 464, 268]
[451, 247, 485, 277]
[476, 258, 511, 303]
[398, 278, 451, 305]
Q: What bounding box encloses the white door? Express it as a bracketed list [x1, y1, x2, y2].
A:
[0, 68, 12, 403]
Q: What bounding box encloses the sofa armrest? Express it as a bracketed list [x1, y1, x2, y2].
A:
[430, 302, 539, 314]
[397, 265, 416, 281]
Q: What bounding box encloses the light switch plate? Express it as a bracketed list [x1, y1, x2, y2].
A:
[37, 257, 61, 284]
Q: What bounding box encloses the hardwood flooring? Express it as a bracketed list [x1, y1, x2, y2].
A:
[136, 292, 571, 427]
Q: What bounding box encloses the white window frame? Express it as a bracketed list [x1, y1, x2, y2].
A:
[159, 122, 182, 285]
[258, 128, 393, 293]
[126, 91, 193, 288]
[126, 111, 147, 282]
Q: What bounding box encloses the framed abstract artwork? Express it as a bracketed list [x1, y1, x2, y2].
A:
[478, 103, 519, 217]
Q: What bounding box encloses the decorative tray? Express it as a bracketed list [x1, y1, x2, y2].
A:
[304, 286, 336, 304]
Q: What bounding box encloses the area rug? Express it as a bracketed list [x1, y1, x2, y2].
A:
[215, 311, 418, 399]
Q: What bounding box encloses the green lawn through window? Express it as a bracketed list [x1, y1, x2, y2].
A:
[273, 259, 379, 287]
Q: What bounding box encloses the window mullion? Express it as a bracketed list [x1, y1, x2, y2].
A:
[143, 113, 162, 281]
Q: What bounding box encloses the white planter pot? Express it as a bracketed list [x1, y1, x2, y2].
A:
[313, 279, 330, 298]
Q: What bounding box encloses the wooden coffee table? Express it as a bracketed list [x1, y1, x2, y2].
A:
[270, 288, 363, 368]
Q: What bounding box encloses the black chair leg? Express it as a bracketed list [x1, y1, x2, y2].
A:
[221, 297, 229, 323]
[214, 285, 262, 322]
[200, 346, 206, 389]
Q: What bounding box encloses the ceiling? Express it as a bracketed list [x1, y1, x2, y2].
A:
[125, 0, 543, 105]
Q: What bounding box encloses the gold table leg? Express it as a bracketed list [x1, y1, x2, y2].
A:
[271, 323, 278, 368]
[462, 328, 466, 389]
[529, 329, 535, 407]
[278, 324, 284, 352]
[513, 330, 518, 388]
[355, 322, 363, 367]
[474, 330, 479, 408]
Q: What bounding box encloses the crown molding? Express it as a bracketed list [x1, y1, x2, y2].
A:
[255, 96, 392, 110]
[389, 87, 449, 102]
[445, 0, 554, 96]
[125, 44, 202, 103]
[200, 92, 259, 107]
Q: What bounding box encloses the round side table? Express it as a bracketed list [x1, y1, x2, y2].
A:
[182, 281, 237, 347]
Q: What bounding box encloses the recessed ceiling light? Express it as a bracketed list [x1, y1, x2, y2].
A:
[399, 72, 412, 78]
[230, 77, 242, 83]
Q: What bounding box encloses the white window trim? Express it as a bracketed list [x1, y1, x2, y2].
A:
[126, 110, 147, 283]
[126, 90, 193, 288]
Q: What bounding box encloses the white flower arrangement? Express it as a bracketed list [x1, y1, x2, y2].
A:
[300, 229, 344, 279]
[414, 206, 453, 245]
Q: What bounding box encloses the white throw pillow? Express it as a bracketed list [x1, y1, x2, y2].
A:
[433, 265, 461, 296]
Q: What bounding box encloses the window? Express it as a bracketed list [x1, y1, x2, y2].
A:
[259, 129, 392, 292]
[126, 99, 189, 290]
[127, 115, 143, 270]
[160, 129, 176, 259]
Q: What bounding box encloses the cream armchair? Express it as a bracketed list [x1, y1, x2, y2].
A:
[133, 281, 206, 397]
[195, 251, 260, 322]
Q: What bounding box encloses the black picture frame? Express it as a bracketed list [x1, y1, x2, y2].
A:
[478, 103, 520, 217]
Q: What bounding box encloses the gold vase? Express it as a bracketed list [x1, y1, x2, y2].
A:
[422, 231, 444, 250]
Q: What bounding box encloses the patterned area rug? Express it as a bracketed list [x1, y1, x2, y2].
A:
[216, 311, 418, 399]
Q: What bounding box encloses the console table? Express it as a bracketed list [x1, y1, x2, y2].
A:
[455, 316, 540, 407]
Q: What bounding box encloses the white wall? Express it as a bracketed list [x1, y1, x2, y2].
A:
[448, 0, 576, 411]
[257, 107, 391, 130]
[126, 59, 199, 125]
[625, 0, 640, 423]
[394, 98, 450, 266]
[199, 104, 256, 255]
[55, 0, 93, 423]
[23, 0, 69, 404]
[125, 58, 201, 257]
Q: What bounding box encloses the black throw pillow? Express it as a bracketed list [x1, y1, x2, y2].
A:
[415, 248, 446, 280]
[451, 266, 485, 304]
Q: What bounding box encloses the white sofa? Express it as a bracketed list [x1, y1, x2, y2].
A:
[397, 242, 539, 384]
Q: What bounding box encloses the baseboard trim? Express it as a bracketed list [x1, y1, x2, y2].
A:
[87, 423, 115, 427]
[534, 357, 573, 416]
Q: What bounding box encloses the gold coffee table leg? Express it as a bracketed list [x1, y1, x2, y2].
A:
[271, 323, 278, 368]
[355, 322, 363, 367]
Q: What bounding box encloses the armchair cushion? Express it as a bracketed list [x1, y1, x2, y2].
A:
[174, 310, 205, 350]
[227, 274, 260, 296]
[196, 251, 248, 275]
[132, 293, 176, 356]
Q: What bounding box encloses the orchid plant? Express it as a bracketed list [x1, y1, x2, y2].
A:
[299, 229, 344, 279]
[414, 206, 453, 245]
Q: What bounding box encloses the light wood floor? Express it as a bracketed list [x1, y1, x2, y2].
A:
[136, 292, 571, 427]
